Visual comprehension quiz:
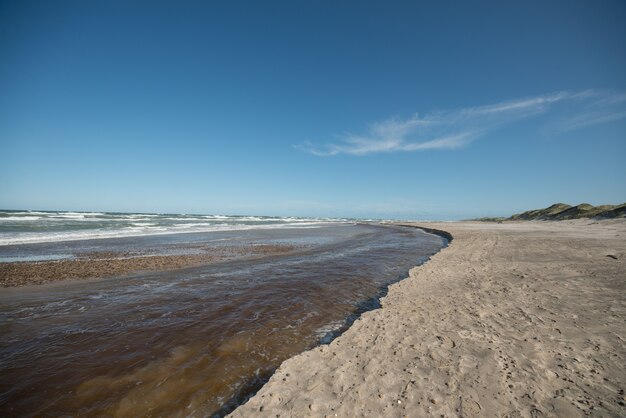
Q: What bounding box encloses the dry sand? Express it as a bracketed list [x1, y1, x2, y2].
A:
[229, 219, 626, 417]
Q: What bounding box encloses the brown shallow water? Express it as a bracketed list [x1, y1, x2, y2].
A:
[0, 224, 445, 417]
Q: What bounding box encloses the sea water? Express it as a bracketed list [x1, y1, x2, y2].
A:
[0, 210, 353, 246]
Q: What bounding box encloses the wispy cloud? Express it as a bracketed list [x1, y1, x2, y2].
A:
[296, 90, 626, 156]
[551, 110, 626, 133]
[545, 91, 626, 133]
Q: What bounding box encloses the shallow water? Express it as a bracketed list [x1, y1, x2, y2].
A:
[0, 224, 445, 417]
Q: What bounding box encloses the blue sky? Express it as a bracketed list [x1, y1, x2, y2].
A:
[1, 1, 625, 220]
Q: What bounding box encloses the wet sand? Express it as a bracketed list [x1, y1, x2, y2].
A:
[229, 219, 626, 417]
[0, 244, 298, 287]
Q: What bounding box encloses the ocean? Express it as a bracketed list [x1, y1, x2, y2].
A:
[0, 210, 353, 247]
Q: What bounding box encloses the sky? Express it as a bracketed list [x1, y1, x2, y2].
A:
[1, 0, 625, 220]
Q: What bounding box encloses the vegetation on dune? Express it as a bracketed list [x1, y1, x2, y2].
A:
[476, 203, 626, 222]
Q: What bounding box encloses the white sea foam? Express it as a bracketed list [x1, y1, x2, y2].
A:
[314, 320, 345, 344]
[0, 210, 352, 245]
[0, 216, 43, 221]
[0, 221, 349, 245]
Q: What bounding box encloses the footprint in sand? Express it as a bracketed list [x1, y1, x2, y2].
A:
[458, 330, 472, 339]
[460, 396, 482, 415]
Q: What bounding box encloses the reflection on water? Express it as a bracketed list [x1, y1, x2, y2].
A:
[0, 224, 445, 417]
[0, 254, 75, 263]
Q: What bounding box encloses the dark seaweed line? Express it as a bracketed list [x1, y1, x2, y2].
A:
[393, 223, 454, 243]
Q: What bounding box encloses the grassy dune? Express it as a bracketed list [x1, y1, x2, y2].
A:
[477, 202, 626, 222]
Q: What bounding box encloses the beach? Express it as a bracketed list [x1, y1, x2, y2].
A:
[3, 1, 624, 416]
[0, 223, 446, 416]
[229, 219, 626, 417]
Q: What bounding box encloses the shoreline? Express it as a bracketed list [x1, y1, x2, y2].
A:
[228, 219, 626, 417]
[393, 223, 454, 243]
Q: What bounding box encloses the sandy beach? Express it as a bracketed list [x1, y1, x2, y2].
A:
[229, 219, 626, 417]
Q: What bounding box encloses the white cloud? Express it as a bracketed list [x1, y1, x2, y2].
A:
[296, 90, 626, 156]
[462, 92, 569, 116]
[552, 110, 626, 133]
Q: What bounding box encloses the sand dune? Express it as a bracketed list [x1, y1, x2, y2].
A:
[229, 220, 626, 417]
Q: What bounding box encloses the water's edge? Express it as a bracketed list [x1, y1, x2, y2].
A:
[0, 223, 450, 417]
[394, 222, 454, 243]
[221, 224, 453, 418]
